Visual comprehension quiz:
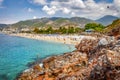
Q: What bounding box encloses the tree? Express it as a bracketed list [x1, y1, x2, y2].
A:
[33, 27, 40, 33]
[61, 27, 67, 34]
[68, 27, 74, 34]
[85, 23, 105, 32]
[46, 26, 53, 34]
[75, 27, 83, 33]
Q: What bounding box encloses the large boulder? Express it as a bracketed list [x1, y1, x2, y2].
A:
[98, 38, 109, 46]
[75, 39, 98, 53]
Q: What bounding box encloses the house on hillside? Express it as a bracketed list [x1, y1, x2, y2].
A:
[85, 29, 95, 33]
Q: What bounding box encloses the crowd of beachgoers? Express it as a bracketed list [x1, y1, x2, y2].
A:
[2, 32, 97, 45]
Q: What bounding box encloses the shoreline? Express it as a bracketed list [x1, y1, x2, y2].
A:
[2, 32, 96, 45]
[17, 35, 120, 80]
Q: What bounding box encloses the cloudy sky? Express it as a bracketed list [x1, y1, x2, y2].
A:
[0, 0, 120, 24]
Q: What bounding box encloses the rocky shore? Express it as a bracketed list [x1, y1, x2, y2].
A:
[17, 34, 120, 80]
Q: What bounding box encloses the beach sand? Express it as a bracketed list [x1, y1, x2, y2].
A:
[8, 33, 96, 45]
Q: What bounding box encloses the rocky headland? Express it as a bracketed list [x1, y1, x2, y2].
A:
[17, 33, 120, 80]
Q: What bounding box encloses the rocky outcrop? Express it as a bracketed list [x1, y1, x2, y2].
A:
[106, 19, 120, 39]
[18, 51, 88, 80]
[17, 36, 120, 80]
[75, 39, 98, 53]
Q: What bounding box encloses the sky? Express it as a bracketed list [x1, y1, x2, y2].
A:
[0, 0, 120, 24]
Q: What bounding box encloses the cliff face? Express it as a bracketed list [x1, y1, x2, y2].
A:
[17, 36, 120, 80]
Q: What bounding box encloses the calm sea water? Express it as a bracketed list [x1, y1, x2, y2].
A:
[0, 34, 75, 80]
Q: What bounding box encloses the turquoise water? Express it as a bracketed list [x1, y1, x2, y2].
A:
[0, 34, 75, 80]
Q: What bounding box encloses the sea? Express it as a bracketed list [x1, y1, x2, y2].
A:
[0, 33, 75, 80]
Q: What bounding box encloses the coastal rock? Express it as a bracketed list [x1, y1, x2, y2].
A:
[106, 50, 120, 66]
[18, 51, 88, 80]
[116, 35, 120, 40]
[75, 38, 98, 53]
[98, 38, 109, 46]
[17, 36, 120, 80]
[33, 64, 42, 71]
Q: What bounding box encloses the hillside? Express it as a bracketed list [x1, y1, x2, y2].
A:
[10, 17, 94, 28]
[105, 19, 120, 36]
[0, 24, 8, 28]
[11, 19, 43, 28]
[96, 15, 119, 25]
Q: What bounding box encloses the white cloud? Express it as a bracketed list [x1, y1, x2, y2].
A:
[62, 8, 70, 14]
[113, 0, 120, 12]
[33, 16, 37, 19]
[30, 0, 120, 19]
[31, 0, 47, 5]
[42, 5, 57, 15]
[114, 0, 120, 7]
[71, 12, 75, 16]
[28, 8, 34, 12]
[74, 0, 120, 19]
[70, 0, 86, 8]
[84, 0, 98, 10]
[42, 0, 86, 16]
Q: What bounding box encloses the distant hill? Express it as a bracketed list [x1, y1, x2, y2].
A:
[105, 19, 120, 36]
[10, 17, 94, 28]
[0, 24, 8, 28]
[96, 15, 119, 25]
[70, 17, 94, 28]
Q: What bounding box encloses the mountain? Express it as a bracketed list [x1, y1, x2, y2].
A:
[70, 17, 94, 28]
[10, 17, 94, 28]
[0, 24, 8, 28]
[105, 19, 120, 36]
[96, 15, 119, 25]
[11, 19, 42, 28]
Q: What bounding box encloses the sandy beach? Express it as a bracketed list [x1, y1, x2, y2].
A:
[7, 33, 96, 45]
